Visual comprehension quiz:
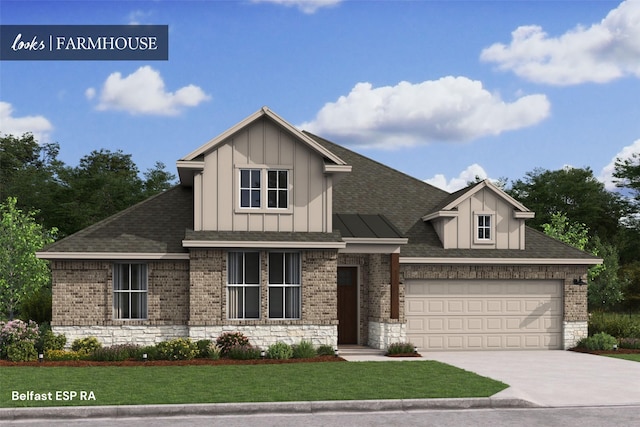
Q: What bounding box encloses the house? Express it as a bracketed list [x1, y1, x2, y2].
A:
[37, 107, 601, 351]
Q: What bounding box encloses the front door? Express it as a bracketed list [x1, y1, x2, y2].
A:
[337, 266, 358, 344]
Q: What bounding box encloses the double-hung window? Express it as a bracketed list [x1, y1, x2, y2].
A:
[476, 214, 493, 242]
[267, 170, 288, 209]
[227, 252, 260, 319]
[240, 169, 261, 208]
[239, 168, 289, 210]
[113, 263, 147, 320]
[268, 252, 301, 319]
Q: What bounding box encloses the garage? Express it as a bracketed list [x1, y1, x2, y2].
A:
[405, 279, 562, 350]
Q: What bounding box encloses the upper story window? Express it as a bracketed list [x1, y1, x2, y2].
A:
[475, 213, 494, 243]
[240, 169, 261, 208]
[239, 168, 290, 210]
[113, 263, 147, 320]
[267, 170, 288, 209]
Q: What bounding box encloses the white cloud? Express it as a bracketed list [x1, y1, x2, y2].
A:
[425, 164, 489, 193]
[0, 101, 53, 143]
[251, 0, 341, 14]
[128, 10, 153, 25]
[481, 0, 640, 85]
[87, 66, 211, 116]
[599, 139, 640, 190]
[299, 77, 549, 148]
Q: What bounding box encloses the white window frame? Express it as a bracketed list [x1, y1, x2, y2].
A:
[236, 166, 292, 212]
[268, 252, 301, 319]
[267, 170, 289, 209]
[227, 252, 261, 319]
[239, 169, 262, 209]
[113, 263, 148, 320]
[474, 212, 495, 244]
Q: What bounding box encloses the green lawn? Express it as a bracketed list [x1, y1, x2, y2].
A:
[605, 354, 640, 362]
[0, 361, 507, 407]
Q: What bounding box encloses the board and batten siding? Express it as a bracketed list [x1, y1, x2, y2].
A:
[436, 187, 526, 250]
[195, 118, 332, 233]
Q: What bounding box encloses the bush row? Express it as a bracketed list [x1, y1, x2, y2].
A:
[0, 323, 336, 362]
[588, 312, 640, 339]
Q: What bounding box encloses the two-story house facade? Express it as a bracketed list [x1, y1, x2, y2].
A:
[38, 107, 601, 351]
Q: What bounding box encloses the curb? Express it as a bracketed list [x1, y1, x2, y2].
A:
[0, 398, 538, 420]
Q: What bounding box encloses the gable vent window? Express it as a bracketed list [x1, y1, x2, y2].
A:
[268, 170, 288, 209]
[240, 169, 261, 208]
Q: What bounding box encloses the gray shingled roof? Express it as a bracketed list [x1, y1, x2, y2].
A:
[41, 186, 193, 254]
[306, 132, 599, 262]
[41, 129, 598, 262]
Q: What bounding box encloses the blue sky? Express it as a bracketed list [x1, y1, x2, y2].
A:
[1, 0, 639, 192]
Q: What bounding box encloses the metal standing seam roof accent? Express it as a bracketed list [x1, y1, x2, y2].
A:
[333, 213, 404, 239]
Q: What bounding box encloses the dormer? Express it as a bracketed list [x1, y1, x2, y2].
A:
[422, 180, 534, 250]
[177, 107, 351, 233]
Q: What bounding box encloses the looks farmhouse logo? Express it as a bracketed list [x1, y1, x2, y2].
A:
[0, 25, 168, 60]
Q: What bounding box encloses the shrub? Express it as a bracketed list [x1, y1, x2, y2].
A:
[316, 344, 335, 356]
[45, 349, 84, 361]
[216, 332, 250, 357]
[0, 320, 40, 359]
[619, 338, 640, 349]
[71, 337, 102, 355]
[137, 345, 159, 361]
[156, 338, 198, 360]
[386, 342, 416, 355]
[589, 312, 640, 339]
[267, 342, 293, 359]
[38, 329, 66, 353]
[7, 341, 38, 362]
[195, 340, 221, 360]
[90, 344, 141, 362]
[19, 286, 52, 324]
[292, 340, 316, 359]
[578, 332, 618, 351]
[227, 344, 261, 360]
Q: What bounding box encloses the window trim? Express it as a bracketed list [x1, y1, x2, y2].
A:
[113, 263, 148, 320]
[236, 166, 293, 213]
[474, 212, 495, 244]
[268, 252, 301, 320]
[239, 168, 262, 209]
[227, 251, 261, 320]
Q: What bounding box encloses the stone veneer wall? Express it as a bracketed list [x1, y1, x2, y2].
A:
[189, 325, 336, 348]
[401, 263, 591, 349]
[368, 321, 406, 350]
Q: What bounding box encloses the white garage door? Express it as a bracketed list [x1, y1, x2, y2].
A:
[405, 280, 562, 350]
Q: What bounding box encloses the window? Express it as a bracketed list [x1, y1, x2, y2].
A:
[240, 169, 261, 208]
[476, 214, 492, 241]
[267, 170, 288, 209]
[113, 263, 147, 320]
[238, 168, 290, 210]
[268, 252, 301, 319]
[227, 252, 260, 319]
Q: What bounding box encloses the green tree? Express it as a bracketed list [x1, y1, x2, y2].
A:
[0, 197, 56, 320]
[614, 152, 640, 205]
[509, 167, 627, 244]
[143, 161, 176, 196]
[542, 212, 623, 311]
[0, 133, 64, 232]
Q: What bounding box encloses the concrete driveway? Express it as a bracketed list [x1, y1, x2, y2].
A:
[342, 349, 640, 407]
[424, 350, 640, 407]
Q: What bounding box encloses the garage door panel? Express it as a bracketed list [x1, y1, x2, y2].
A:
[405, 280, 562, 351]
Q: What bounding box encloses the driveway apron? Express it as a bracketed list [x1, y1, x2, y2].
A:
[424, 350, 640, 407]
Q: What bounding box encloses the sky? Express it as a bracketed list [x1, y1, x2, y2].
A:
[1, 0, 640, 193]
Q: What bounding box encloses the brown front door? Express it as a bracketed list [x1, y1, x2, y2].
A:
[337, 266, 358, 344]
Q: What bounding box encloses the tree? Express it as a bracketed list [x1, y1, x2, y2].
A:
[143, 161, 176, 196]
[614, 152, 640, 205]
[0, 133, 64, 232]
[542, 212, 623, 311]
[0, 197, 56, 320]
[509, 167, 628, 244]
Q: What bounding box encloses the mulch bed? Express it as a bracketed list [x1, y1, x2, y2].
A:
[0, 355, 346, 367]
